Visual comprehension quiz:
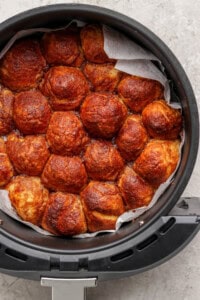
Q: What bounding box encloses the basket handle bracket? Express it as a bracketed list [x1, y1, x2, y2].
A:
[41, 277, 97, 300]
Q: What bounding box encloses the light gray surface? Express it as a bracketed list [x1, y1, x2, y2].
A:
[0, 0, 199, 299]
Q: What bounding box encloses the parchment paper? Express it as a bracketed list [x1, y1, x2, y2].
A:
[0, 21, 183, 237]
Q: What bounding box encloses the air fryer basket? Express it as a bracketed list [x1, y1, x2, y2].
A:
[0, 4, 199, 287]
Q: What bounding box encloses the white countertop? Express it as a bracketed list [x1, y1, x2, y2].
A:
[0, 0, 199, 299]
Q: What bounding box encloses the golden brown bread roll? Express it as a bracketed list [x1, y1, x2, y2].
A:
[83, 63, 121, 92]
[0, 154, 13, 187]
[116, 115, 148, 161]
[84, 140, 124, 181]
[6, 133, 50, 176]
[41, 155, 87, 193]
[0, 138, 13, 187]
[46, 111, 89, 156]
[142, 100, 182, 139]
[0, 137, 6, 153]
[0, 87, 14, 135]
[6, 176, 49, 225]
[0, 38, 46, 92]
[41, 27, 84, 67]
[40, 66, 89, 111]
[118, 167, 154, 210]
[80, 24, 112, 64]
[80, 92, 127, 138]
[13, 90, 51, 134]
[42, 192, 87, 235]
[133, 139, 180, 188]
[118, 75, 164, 113]
[81, 181, 125, 232]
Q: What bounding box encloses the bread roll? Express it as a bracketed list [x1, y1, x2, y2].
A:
[118, 167, 154, 209]
[80, 24, 113, 63]
[42, 27, 84, 67]
[0, 87, 14, 135]
[84, 140, 124, 181]
[42, 192, 87, 235]
[40, 66, 89, 111]
[81, 181, 125, 232]
[80, 92, 127, 138]
[0, 38, 46, 91]
[83, 62, 121, 92]
[118, 75, 164, 112]
[134, 139, 180, 188]
[116, 114, 148, 161]
[13, 90, 51, 134]
[142, 100, 182, 139]
[7, 176, 48, 225]
[47, 111, 89, 156]
[41, 155, 87, 193]
[0, 143, 13, 187]
[7, 133, 50, 176]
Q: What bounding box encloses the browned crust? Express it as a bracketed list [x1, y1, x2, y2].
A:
[80, 24, 114, 64]
[116, 114, 148, 161]
[81, 181, 125, 232]
[133, 139, 180, 188]
[83, 62, 121, 92]
[41, 28, 83, 66]
[6, 133, 50, 176]
[6, 176, 49, 225]
[0, 87, 14, 135]
[80, 92, 127, 138]
[40, 66, 89, 111]
[0, 152, 13, 187]
[42, 192, 87, 235]
[118, 75, 164, 113]
[41, 155, 88, 193]
[142, 100, 182, 139]
[118, 166, 154, 210]
[46, 111, 89, 156]
[0, 38, 46, 92]
[13, 90, 51, 134]
[84, 140, 124, 181]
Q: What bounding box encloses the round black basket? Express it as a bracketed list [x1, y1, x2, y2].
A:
[0, 4, 199, 281]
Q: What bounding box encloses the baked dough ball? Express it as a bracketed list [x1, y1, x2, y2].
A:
[0, 38, 46, 92]
[46, 111, 89, 156]
[6, 176, 49, 225]
[80, 24, 112, 64]
[142, 100, 182, 139]
[0, 154, 13, 187]
[118, 75, 164, 113]
[13, 90, 51, 134]
[118, 167, 154, 210]
[0, 137, 6, 153]
[42, 192, 87, 235]
[41, 155, 87, 193]
[41, 28, 84, 67]
[81, 181, 125, 232]
[116, 115, 148, 161]
[83, 63, 121, 92]
[6, 133, 50, 176]
[84, 140, 124, 181]
[133, 139, 180, 188]
[80, 92, 127, 138]
[0, 138, 13, 187]
[40, 66, 89, 111]
[0, 87, 14, 135]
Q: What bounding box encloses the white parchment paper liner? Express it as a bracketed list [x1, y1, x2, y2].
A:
[0, 21, 183, 238]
